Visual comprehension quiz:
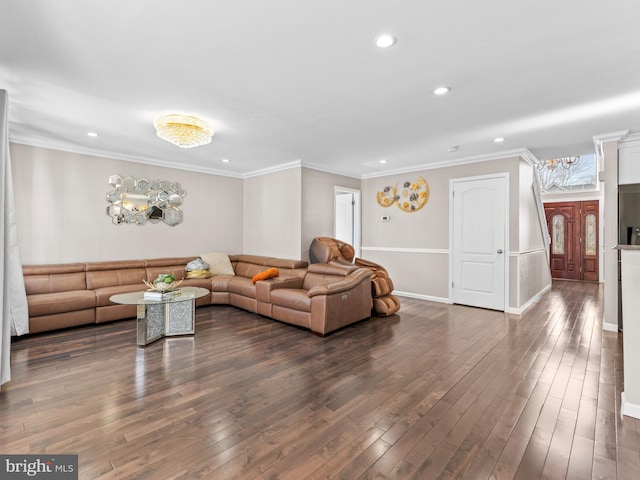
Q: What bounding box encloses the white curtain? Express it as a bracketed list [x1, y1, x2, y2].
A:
[1, 89, 29, 387]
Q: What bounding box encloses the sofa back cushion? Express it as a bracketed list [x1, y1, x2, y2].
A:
[302, 262, 357, 290]
[234, 262, 269, 279]
[144, 257, 198, 281]
[23, 263, 87, 295]
[231, 254, 309, 279]
[85, 260, 146, 289]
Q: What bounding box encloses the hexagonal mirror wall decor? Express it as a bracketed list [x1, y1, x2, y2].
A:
[106, 175, 186, 226]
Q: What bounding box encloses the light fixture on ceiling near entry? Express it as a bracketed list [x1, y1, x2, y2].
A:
[537, 157, 580, 171]
[222, 158, 230, 163]
[374, 34, 396, 48]
[434, 87, 450, 95]
[154, 114, 213, 149]
[87, 132, 98, 137]
[379, 159, 387, 164]
[448, 146, 459, 152]
[494, 137, 505, 143]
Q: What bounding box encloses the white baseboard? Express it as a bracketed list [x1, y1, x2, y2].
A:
[506, 284, 552, 315]
[621, 392, 640, 419]
[602, 322, 619, 332]
[393, 290, 452, 304]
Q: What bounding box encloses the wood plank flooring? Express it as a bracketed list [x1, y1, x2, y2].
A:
[2, 280, 639, 479]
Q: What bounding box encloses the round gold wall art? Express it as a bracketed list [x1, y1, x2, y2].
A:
[376, 184, 398, 207]
[376, 176, 430, 212]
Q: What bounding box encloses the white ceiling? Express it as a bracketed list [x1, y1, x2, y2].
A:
[1, 0, 639, 178]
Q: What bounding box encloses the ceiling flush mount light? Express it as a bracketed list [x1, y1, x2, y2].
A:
[494, 137, 505, 143]
[448, 146, 459, 152]
[434, 87, 450, 95]
[154, 114, 213, 149]
[379, 159, 387, 164]
[87, 132, 98, 137]
[222, 158, 230, 163]
[374, 34, 396, 48]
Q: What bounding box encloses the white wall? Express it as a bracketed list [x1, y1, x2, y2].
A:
[516, 160, 552, 308]
[10, 144, 243, 264]
[300, 167, 360, 262]
[361, 157, 520, 303]
[361, 155, 550, 310]
[243, 167, 302, 259]
[603, 140, 620, 330]
[10, 144, 552, 311]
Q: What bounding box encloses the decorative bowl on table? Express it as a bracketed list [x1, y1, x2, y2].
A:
[143, 274, 183, 292]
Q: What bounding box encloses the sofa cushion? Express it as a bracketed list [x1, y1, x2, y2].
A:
[27, 290, 96, 317]
[85, 261, 146, 289]
[24, 271, 87, 295]
[201, 252, 235, 275]
[270, 289, 311, 312]
[93, 284, 147, 307]
[302, 263, 358, 290]
[227, 276, 257, 297]
[211, 275, 234, 292]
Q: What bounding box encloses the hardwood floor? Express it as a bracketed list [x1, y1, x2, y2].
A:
[2, 280, 639, 479]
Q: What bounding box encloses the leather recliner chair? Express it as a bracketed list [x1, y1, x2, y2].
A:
[309, 237, 401, 316]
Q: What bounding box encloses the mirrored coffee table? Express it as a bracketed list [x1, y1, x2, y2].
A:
[110, 287, 209, 346]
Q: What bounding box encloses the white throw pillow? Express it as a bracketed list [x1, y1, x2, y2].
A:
[200, 252, 235, 276]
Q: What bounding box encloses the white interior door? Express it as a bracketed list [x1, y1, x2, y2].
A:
[334, 187, 361, 257]
[335, 193, 354, 244]
[451, 175, 507, 311]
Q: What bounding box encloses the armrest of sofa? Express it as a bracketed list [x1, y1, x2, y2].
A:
[255, 275, 304, 303]
[307, 269, 372, 297]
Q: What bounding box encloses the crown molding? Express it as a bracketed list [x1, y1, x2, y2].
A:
[593, 130, 630, 157]
[519, 148, 540, 167]
[7, 135, 547, 182]
[359, 148, 531, 179]
[242, 160, 302, 178]
[9, 136, 244, 178]
[299, 162, 361, 179]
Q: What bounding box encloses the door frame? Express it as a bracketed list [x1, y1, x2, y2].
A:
[334, 186, 361, 258]
[448, 172, 510, 311]
[543, 199, 600, 281]
[541, 194, 604, 282]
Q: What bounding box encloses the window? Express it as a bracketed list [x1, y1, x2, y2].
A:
[536, 154, 597, 193]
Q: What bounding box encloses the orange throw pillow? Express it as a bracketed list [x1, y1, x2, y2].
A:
[251, 267, 280, 284]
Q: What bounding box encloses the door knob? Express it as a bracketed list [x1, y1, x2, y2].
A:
[497, 249, 503, 254]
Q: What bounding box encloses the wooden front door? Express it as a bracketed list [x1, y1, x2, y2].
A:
[544, 200, 599, 281]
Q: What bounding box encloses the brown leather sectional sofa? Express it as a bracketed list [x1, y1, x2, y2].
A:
[22, 254, 373, 336]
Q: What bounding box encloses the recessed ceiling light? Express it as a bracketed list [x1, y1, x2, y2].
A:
[448, 146, 459, 152]
[379, 159, 387, 164]
[434, 87, 450, 95]
[374, 35, 396, 48]
[494, 137, 505, 143]
[222, 158, 230, 163]
[87, 132, 98, 137]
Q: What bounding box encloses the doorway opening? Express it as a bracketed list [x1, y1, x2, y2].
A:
[334, 186, 361, 258]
